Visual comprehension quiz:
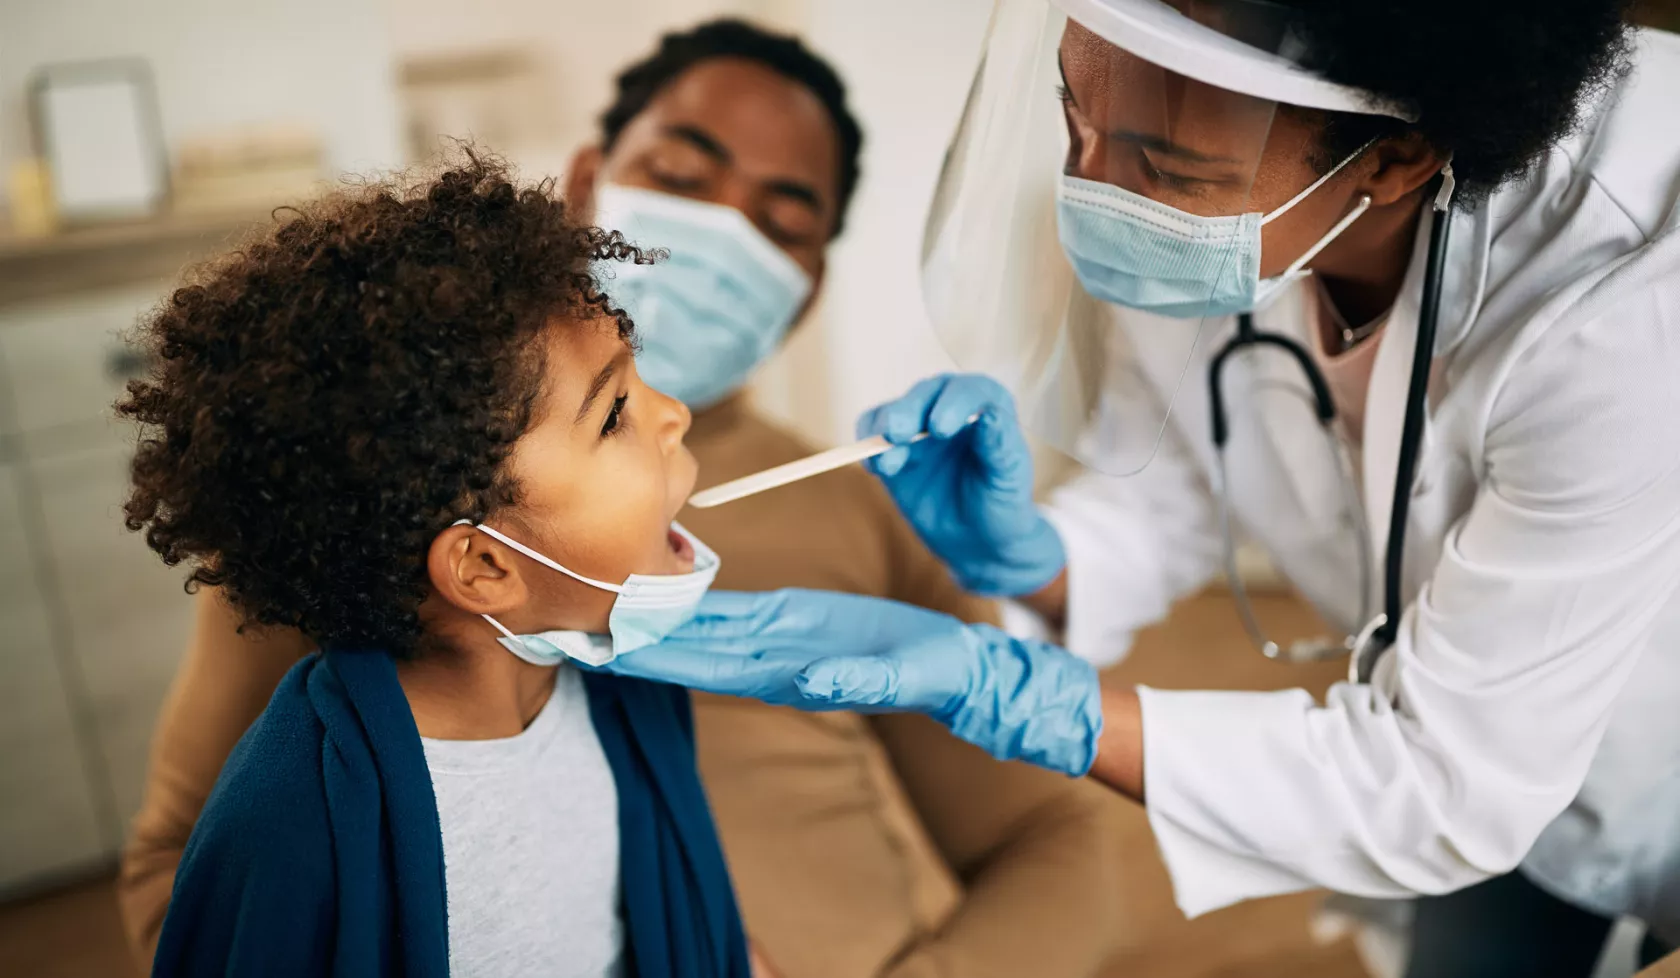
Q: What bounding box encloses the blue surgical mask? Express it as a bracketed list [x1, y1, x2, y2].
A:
[459, 520, 721, 667]
[592, 184, 814, 409]
[1055, 144, 1372, 319]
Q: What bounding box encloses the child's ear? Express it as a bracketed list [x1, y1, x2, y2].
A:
[427, 525, 528, 616]
[565, 145, 604, 223]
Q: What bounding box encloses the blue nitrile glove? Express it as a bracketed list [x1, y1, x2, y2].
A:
[598, 589, 1103, 776]
[856, 374, 1066, 597]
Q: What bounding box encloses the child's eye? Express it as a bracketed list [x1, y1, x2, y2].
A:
[601, 394, 629, 438]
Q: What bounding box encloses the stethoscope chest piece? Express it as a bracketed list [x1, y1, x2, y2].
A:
[1348, 613, 1391, 684]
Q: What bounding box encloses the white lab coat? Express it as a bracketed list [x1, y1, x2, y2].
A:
[1032, 29, 1680, 938]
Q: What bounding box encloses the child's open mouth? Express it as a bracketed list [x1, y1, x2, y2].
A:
[667, 527, 696, 567]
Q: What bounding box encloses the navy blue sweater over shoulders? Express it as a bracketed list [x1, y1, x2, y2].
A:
[152, 648, 747, 978]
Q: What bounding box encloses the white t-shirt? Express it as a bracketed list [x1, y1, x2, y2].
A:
[422, 665, 624, 978]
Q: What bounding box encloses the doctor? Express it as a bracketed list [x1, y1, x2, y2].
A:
[598, 0, 1680, 973]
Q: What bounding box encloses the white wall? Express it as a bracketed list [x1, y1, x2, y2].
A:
[0, 0, 405, 182]
[777, 0, 992, 445]
[377, 0, 802, 179]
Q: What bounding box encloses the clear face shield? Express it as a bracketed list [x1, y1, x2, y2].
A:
[923, 0, 1407, 476]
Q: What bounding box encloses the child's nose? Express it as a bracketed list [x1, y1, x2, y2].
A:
[655, 387, 691, 448]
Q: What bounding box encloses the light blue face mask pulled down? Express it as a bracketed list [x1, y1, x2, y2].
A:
[1055, 143, 1373, 319]
[593, 184, 814, 410]
[459, 520, 721, 667]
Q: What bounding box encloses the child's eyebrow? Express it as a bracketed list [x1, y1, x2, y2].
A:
[573, 349, 629, 424]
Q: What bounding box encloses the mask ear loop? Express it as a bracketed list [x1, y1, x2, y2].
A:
[451, 519, 624, 645]
[451, 519, 624, 593]
[1253, 137, 1380, 289]
[480, 611, 523, 643]
[1280, 194, 1373, 278]
[1260, 136, 1380, 227]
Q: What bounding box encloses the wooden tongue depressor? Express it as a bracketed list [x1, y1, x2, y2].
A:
[687, 413, 980, 510]
[687, 433, 928, 509]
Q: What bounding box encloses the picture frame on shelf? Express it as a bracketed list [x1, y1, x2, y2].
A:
[29, 59, 170, 225]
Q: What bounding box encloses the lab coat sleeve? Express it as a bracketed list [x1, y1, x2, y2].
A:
[1139, 280, 1680, 916]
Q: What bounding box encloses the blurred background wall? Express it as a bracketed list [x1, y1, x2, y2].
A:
[0, 0, 1676, 907]
[0, 0, 406, 180]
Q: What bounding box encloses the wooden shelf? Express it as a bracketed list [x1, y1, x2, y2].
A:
[0, 209, 269, 309]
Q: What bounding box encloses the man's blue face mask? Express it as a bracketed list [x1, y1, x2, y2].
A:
[593, 185, 814, 409]
[1054, 142, 1373, 319]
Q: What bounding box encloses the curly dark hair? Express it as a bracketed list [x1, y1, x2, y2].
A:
[1281, 0, 1636, 201]
[600, 17, 864, 235]
[118, 151, 647, 651]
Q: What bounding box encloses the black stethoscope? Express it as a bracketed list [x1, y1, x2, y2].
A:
[1205, 182, 1454, 684]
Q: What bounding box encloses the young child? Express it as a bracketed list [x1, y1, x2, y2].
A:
[120, 153, 750, 977]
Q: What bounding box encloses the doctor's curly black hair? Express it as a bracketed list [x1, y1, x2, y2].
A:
[1281, 0, 1637, 201]
[118, 150, 647, 651]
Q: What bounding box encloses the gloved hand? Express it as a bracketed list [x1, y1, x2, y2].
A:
[856, 373, 1066, 597]
[598, 589, 1103, 776]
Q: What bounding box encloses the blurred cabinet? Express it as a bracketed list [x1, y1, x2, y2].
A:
[0, 288, 159, 442]
[0, 463, 109, 888]
[0, 283, 196, 896]
[35, 443, 195, 824]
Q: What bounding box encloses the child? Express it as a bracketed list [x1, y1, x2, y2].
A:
[120, 153, 750, 977]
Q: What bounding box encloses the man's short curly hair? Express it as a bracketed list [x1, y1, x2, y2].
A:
[1282, 0, 1636, 201]
[600, 18, 864, 236]
[119, 150, 647, 651]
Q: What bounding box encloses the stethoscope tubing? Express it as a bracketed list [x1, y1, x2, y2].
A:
[1370, 202, 1453, 665]
[1206, 202, 1453, 682]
